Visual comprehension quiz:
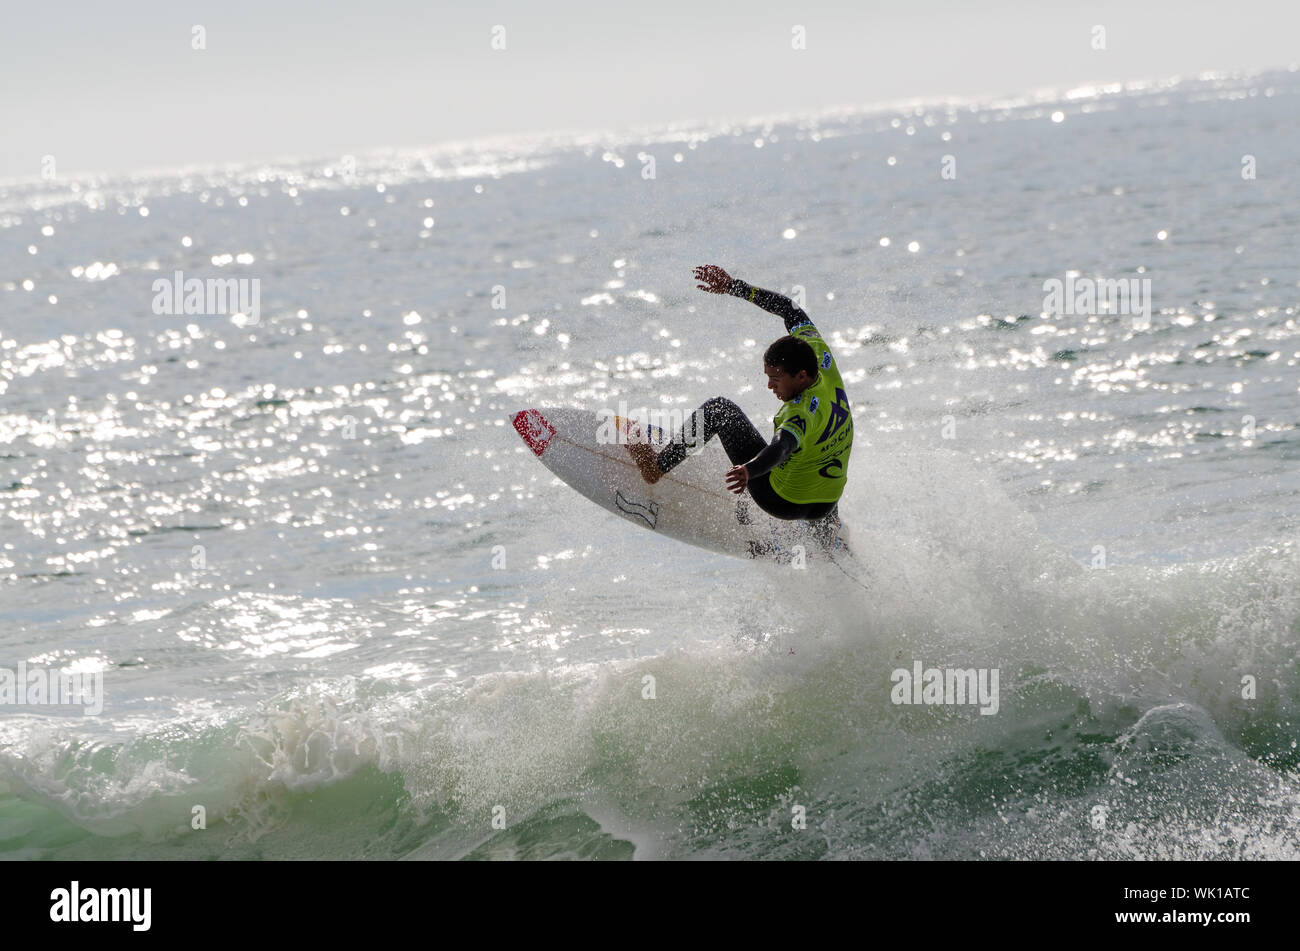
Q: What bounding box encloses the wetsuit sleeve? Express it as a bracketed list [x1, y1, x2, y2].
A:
[743, 429, 798, 478]
[727, 278, 812, 333]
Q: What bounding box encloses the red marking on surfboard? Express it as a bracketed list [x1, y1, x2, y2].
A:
[513, 409, 557, 456]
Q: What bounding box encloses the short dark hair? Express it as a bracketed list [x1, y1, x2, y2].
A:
[763, 335, 818, 378]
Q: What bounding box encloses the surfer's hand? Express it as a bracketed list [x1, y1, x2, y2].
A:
[725, 464, 749, 494]
[694, 265, 732, 294]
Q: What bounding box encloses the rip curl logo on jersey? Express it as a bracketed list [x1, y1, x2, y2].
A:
[792, 395, 801, 404]
[615, 490, 660, 529]
[820, 352, 832, 370]
[513, 409, 556, 456]
[809, 396, 819, 414]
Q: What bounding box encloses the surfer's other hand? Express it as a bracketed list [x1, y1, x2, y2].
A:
[725, 464, 749, 494]
[694, 265, 732, 294]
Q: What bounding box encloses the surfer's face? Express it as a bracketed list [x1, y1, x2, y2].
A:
[765, 365, 812, 401]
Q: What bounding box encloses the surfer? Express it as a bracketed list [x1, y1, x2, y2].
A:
[626, 265, 854, 527]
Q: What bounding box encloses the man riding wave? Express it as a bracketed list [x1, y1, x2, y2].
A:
[627, 265, 854, 529]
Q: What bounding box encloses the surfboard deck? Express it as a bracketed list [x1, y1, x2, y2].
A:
[512, 407, 851, 563]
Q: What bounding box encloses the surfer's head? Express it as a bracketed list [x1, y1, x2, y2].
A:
[763, 336, 818, 400]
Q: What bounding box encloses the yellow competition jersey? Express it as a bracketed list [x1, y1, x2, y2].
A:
[769, 322, 853, 504]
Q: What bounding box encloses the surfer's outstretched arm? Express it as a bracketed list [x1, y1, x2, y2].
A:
[694, 264, 811, 332]
[727, 279, 811, 333]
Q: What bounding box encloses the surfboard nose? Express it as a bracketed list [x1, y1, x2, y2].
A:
[512, 408, 556, 456]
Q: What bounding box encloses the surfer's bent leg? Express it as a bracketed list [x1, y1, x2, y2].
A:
[652, 397, 766, 476]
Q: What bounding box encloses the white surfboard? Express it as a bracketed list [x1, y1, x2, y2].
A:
[512, 407, 852, 564]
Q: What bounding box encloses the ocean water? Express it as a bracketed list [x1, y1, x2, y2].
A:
[2, 68, 1299, 860]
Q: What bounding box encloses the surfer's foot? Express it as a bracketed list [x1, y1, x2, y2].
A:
[626, 441, 662, 484]
[806, 511, 844, 551]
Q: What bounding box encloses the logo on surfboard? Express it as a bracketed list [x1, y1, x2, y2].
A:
[513, 409, 557, 456]
[615, 490, 660, 529]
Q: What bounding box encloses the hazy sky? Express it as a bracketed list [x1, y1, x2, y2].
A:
[2, 0, 1296, 179]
